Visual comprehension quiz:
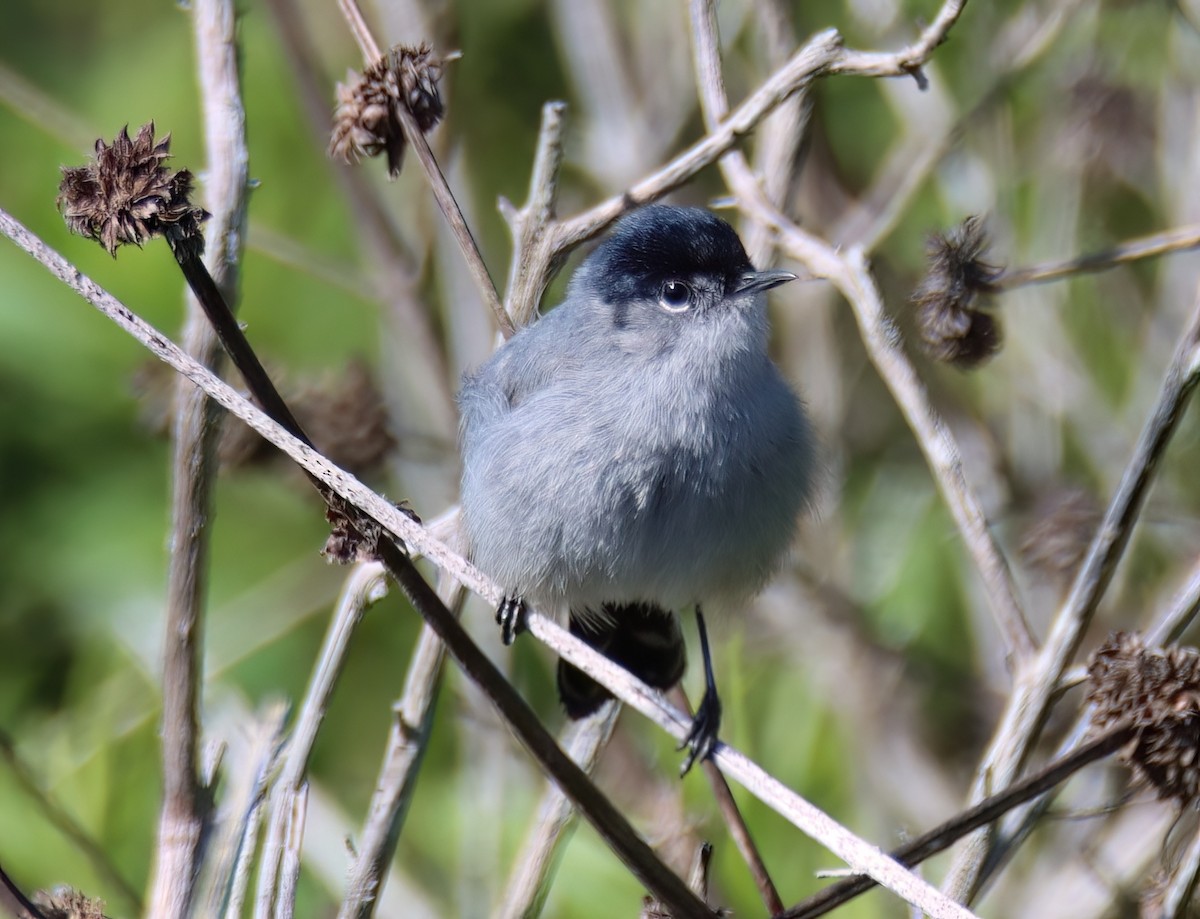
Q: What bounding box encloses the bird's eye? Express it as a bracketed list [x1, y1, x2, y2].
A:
[658, 280, 692, 312]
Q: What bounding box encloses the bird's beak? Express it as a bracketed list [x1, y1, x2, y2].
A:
[734, 268, 797, 295]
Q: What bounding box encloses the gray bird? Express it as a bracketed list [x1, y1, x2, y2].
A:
[458, 205, 816, 772]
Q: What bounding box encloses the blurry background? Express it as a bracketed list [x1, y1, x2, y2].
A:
[3, 0, 1200, 916]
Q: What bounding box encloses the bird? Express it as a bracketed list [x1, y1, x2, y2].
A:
[457, 204, 816, 773]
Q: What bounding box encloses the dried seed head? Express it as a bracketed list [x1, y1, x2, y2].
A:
[322, 500, 419, 565]
[1088, 632, 1200, 805]
[218, 360, 395, 475]
[1019, 486, 1102, 585]
[297, 358, 396, 475]
[911, 216, 1004, 369]
[57, 122, 208, 256]
[33, 887, 106, 919]
[329, 43, 446, 177]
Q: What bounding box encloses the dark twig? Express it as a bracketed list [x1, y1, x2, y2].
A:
[0, 863, 46, 919]
[779, 725, 1135, 919]
[670, 685, 783, 914]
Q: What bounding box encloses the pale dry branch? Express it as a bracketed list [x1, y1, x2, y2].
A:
[338, 570, 464, 919]
[942, 285, 1200, 900]
[2, 208, 976, 919]
[996, 224, 1200, 290]
[256, 563, 389, 918]
[274, 784, 309, 919]
[500, 100, 568, 329]
[148, 1, 249, 915]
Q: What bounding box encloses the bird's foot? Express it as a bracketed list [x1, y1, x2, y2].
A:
[677, 686, 722, 776]
[496, 596, 528, 646]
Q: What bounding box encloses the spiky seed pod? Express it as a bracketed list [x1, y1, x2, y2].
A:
[1087, 632, 1200, 805]
[57, 122, 208, 256]
[911, 216, 1004, 368]
[217, 360, 395, 475]
[329, 43, 446, 177]
[296, 358, 396, 475]
[33, 887, 106, 919]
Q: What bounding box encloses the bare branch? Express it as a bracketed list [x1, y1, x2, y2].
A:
[996, 224, 1200, 290]
[149, 1, 249, 915]
[338, 570, 463, 919]
[942, 285, 1200, 900]
[501, 100, 569, 329]
[256, 563, 389, 917]
[830, 0, 969, 85]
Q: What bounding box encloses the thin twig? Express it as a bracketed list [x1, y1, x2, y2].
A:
[942, 285, 1200, 901]
[214, 703, 290, 919]
[968, 554, 1200, 897]
[500, 100, 568, 329]
[338, 571, 463, 919]
[552, 29, 843, 254]
[1159, 815, 1200, 917]
[334, 0, 513, 337]
[671, 686, 783, 915]
[0, 864, 45, 919]
[149, 1, 249, 915]
[274, 784, 309, 919]
[830, 0, 968, 84]
[996, 224, 1200, 290]
[256, 563, 389, 917]
[779, 724, 1135, 919]
[3, 210, 975, 919]
[496, 704, 622, 919]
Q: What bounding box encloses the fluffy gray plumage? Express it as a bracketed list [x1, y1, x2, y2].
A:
[458, 206, 815, 626]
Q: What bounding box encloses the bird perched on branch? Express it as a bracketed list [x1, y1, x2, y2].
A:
[458, 205, 815, 773]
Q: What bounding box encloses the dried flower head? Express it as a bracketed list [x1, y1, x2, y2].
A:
[57, 123, 208, 256]
[330, 43, 446, 177]
[322, 500, 419, 565]
[297, 358, 396, 474]
[1088, 632, 1200, 804]
[218, 360, 395, 474]
[33, 887, 106, 919]
[911, 216, 1004, 369]
[1019, 486, 1102, 585]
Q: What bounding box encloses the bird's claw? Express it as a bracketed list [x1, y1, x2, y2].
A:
[678, 687, 722, 776]
[496, 596, 528, 646]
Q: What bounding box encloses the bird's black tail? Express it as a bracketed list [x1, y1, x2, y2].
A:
[557, 602, 686, 718]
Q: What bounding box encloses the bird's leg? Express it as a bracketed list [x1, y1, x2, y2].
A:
[495, 595, 528, 646]
[678, 605, 722, 776]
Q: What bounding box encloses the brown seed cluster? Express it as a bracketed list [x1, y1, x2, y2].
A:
[1087, 631, 1200, 805]
[911, 216, 1004, 368]
[329, 43, 446, 177]
[57, 122, 208, 256]
[218, 359, 395, 475]
[33, 887, 106, 919]
[1019, 486, 1102, 585]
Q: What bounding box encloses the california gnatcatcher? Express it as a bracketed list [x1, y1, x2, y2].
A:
[458, 205, 815, 773]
